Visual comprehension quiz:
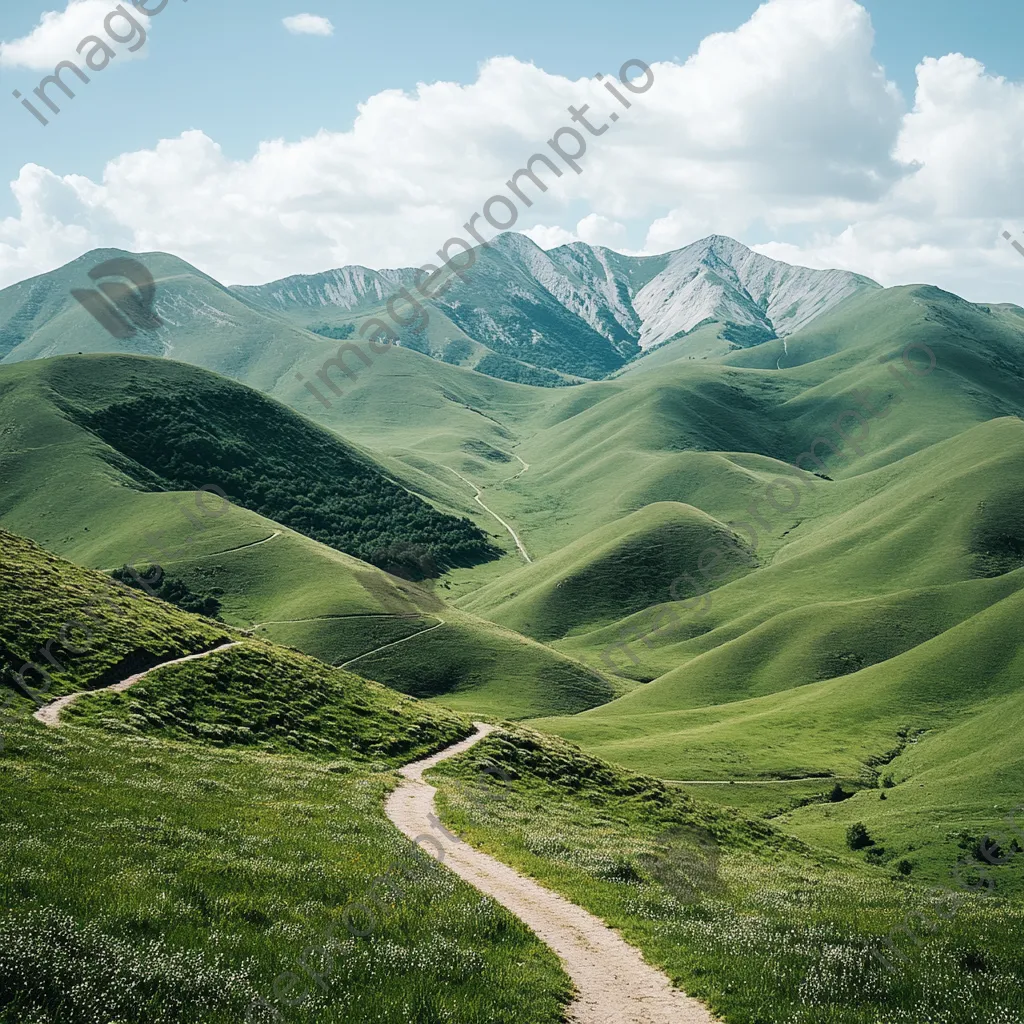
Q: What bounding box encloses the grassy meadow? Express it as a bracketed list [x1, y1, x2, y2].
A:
[1, 269, 1024, 1023]
[432, 726, 1024, 1024]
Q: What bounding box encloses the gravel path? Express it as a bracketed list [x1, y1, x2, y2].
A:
[32, 642, 241, 728]
[386, 723, 718, 1024]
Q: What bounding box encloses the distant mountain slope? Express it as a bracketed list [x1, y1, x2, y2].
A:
[234, 233, 879, 379]
[10, 355, 498, 577]
[624, 235, 879, 350]
[0, 235, 878, 385]
[0, 248, 356, 395]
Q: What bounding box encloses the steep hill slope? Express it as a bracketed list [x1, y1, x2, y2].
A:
[0, 528, 232, 702]
[0, 355, 498, 577]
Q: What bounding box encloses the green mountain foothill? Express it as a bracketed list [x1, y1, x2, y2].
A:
[1, 237, 1024, 1023]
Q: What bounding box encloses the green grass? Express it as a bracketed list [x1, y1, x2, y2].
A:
[348, 611, 617, 720]
[255, 614, 435, 666]
[66, 638, 470, 759]
[4, 269, 1024, 1018]
[0, 528, 232, 702]
[0, 356, 615, 720]
[0, 528, 571, 1024]
[0, 715, 571, 1024]
[461, 502, 756, 642]
[431, 725, 1024, 1024]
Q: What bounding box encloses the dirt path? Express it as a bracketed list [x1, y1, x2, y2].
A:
[498, 452, 530, 486]
[444, 466, 532, 563]
[99, 531, 282, 574]
[33, 642, 241, 728]
[251, 611, 421, 630]
[340, 617, 444, 669]
[386, 724, 717, 1024]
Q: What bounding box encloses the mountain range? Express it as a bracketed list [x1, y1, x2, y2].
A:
[0, 234, 879, 385]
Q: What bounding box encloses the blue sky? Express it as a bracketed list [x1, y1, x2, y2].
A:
[2, 0, 1024, 300]
[2, 0, 1023, 198]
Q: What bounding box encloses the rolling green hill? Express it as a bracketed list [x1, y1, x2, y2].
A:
[461, 502, 756, 641]
[0, 526, 573, 1024]
[3, 237, 1024, 1023]
[0, 356, 615, 720]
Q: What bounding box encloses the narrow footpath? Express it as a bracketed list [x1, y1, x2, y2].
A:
[33, 642, 240, 728]
[386, 723, 718, 1024]
[444, 466, 532, 563]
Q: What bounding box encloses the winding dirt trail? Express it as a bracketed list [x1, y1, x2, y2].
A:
[99, 531, 283, 574]
[386, 724, 718, 1024]
[667, 776, 835, 786]
[444, 466, 533, 563]
[339, 616, 445, 669]
[498, 452, 530, 486]
[33, 642, 241, 728]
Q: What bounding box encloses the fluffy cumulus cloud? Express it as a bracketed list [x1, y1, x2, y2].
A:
[2, 0, 1024, 303]
[282, 13, 334, 37]
[0, 0, 160, 69]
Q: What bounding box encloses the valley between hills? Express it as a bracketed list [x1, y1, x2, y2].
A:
[1, 235, 1022, 1023]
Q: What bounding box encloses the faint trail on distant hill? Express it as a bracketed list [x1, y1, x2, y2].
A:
[497, 452, 530, 486]
[99, 531, 282, 573]
[250, 612, 422, 630]
[33, 642, 241, 728]
[444, 466, 532, 563]
[387, 724, 718, 1024]
[776, 338, 789, 370]
[340, 616, 445, 669]
[218, 529, 282, 555]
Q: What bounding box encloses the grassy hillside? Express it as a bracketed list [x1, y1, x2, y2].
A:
[537, 580, 1024, 874]
[345, 611, 617, 720]
[0, 528, 232, 702]
[66, 639, 470, 759]
[461, 502, 756, 641]
[0, 360, 616, 720]
[431, 725, 1024, 1024]
[0, 533, 572, 1024]
[39, 355, 499, 576]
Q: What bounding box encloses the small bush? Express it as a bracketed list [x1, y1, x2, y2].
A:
[829, 783, 852, 803]
[846, 822, 873, 850]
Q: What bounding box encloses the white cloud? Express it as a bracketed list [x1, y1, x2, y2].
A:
[2, 0, 1024, 307]
[0, 0, 155, 69]
[282, 14, 334, 37]
[575, 214, 628, 248]
[522, 225, 580, 249]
